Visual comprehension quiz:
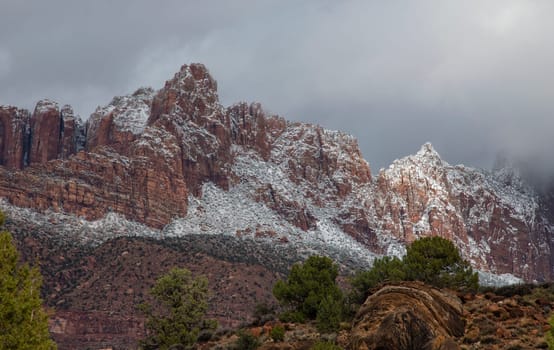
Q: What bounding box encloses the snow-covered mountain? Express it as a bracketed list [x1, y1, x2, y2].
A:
[0, 63, 552, 283]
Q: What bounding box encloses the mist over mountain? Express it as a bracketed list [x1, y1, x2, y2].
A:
[2, 1, 554, 180]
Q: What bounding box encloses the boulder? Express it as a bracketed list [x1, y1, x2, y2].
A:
[349, 282, 465, 350]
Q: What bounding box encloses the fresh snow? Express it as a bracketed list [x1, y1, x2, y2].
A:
[1, 86, 548, 287]
[90, 87, 155, 136]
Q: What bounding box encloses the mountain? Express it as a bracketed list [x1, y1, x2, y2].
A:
[1, 63, 551, 280]
[1, 63, 553, 347]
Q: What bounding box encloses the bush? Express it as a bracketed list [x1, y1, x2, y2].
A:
[279, 310, 306, 323]
[316, 294, 343, 333]
[253, 302, 277, 325]
[547, 314, 554, 349]
[235, 330, 260, 350]
[403, 236, 478, 290]
[310, 341, 343, 350]
[273, 256, 345, 331]
[270, 325, 285, 342]
[351, 236, 478, 304]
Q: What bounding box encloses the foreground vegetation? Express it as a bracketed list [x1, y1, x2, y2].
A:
[0, 212, 57, 349]
[350, 236, 479, 304]
[3, 208, 554, 350]
[139, 267, 217, 349]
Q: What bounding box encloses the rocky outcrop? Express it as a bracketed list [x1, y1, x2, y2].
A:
[349, 282, 465, 350]
[0, 105, 30, 169]
[29, 100, 85, 165]
[59, 105, 85, 158]
[49, 311, 145, 350]
[0, 101, 85, 169]
[0, 148, 188, 228]
[29, 100, 63, 164]
[371, 143, 552, 281]
[86, 87, 154, 153]
[227, 102, 289, 161]
[148, 64, 233, 195]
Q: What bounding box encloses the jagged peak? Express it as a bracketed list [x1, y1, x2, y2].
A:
[150, 63, 222, 123]
[166, 63, 218, 94]
[387, 142, 446, 171]
[416, 142, 441, 159]
[0, 104, 21, 111]
[33, 99, 59, 115]
[407, 142, 445, 167]
[132, 86, 155, 97]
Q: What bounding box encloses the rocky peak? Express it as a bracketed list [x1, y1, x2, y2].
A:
[150, 63, 222, 126]
[33, 99, 59, 115]
[415, 142, 443, 164]
[372, 143, 552, 281]
[86, 87, 155, 152]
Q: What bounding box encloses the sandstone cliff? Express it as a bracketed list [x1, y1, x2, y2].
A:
[0, 63, 552, 283]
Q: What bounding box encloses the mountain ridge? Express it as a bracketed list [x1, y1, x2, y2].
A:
[0, 63, 553, 283]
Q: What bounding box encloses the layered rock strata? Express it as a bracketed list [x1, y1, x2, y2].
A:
[0, 63, 552, 281]
[349, 282, 464, 350]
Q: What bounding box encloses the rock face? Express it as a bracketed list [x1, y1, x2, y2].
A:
[372, 143, 552, 281]
[349, 282, 465, 350]
[0, 105, 30, 169]
[0, 63, 553, 281]
[29, 100, 87, 166]
[0, 100, 85, 169]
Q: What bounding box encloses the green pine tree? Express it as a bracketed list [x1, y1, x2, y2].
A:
[350, 236, 479, 305]
[140, 267, 216, 350]
[403, 236, 478, 290]
[273, 255, 345, 332]
[0, 212, 57, 350]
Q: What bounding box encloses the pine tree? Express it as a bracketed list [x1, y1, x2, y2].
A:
[140, 267, 216, 350]
[0, 211, 57, 349]
[403, 236, 478, 290]
[273, 255, 345, 332]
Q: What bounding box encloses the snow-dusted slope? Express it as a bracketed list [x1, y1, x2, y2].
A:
[0, 64, 551, 284]
[371, 143, 551, 282]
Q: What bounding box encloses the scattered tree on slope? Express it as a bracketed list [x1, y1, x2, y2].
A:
[273, 255, 345, 332]
[0, 211, 57, 350]
[140, 267, 216, 350]
[351, 236, 478, 304]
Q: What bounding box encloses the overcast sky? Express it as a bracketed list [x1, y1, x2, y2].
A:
[1, 1, 553, 177]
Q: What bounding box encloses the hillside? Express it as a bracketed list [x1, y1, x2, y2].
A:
[1, 63, 554, 348]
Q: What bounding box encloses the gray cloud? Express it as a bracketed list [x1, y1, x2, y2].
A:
[1, 0, 553, 179]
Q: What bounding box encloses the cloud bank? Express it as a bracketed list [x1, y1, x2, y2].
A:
[1, 0, 553, 178]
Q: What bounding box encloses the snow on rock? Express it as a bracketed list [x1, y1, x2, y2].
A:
[0, 199, 159, 246]
[110, 87, 154, 135]
[372, 142, 552, 282]
[478, 270, 523, 287]
[0, 63, 552, 284]
[88, 87, 154, 143]
[33, 99, 59, 115]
